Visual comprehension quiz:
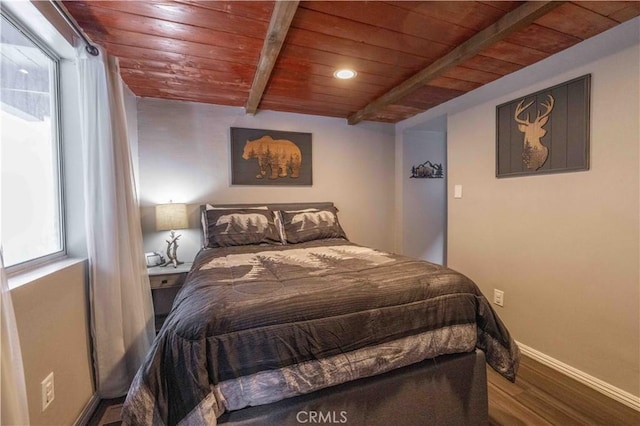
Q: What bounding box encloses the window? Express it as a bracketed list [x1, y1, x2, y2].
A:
[1, 13, 65, 269]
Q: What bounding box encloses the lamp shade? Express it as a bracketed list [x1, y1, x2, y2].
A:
[155, 203, 188, 231]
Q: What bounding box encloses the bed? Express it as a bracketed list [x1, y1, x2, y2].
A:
[123, 202, 519, 425]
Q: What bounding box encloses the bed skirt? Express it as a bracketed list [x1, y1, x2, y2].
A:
[218, 350, 488, 425]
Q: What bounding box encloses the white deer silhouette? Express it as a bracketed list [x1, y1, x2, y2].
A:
[514, 94, 555, 171]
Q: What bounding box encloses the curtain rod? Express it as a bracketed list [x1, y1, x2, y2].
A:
[50, 0, 99, 56]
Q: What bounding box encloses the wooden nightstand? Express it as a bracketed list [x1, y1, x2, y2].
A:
[148, 262, 192, 332]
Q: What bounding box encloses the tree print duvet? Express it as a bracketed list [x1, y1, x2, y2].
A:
[123, 239, 519, 425]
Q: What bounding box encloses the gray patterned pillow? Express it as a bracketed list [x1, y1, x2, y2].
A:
[280, 206, 347, 244]
[204, 208, 281, 247]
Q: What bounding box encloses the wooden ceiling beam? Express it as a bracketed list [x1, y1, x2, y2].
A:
[245, 0, 299, 115]
[347, 1, 564, 125]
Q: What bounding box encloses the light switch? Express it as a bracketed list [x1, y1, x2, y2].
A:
[454, 184, 463, 199]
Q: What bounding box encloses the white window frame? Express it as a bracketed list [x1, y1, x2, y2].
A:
[2, 10, 67, 274]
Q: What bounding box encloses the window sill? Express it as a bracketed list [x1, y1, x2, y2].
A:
[8, 257, 87, 290]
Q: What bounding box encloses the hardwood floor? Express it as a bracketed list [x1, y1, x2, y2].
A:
[488, 356, 639, 425]
[90, 355, 640, 425]
[87, 396, 124, 426]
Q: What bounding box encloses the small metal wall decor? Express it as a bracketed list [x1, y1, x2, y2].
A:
[496, 74, 590, 178]
[410, 160, 444, 179]
[231, 127, 312, 185]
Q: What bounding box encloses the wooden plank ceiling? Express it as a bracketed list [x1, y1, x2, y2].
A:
[62, 1, 640, 124]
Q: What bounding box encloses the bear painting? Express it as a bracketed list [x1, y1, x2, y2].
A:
[242, 135, 302, 180]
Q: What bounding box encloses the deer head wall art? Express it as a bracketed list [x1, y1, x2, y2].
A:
[514, 95, 554, 171]
[496, 75, 590, 178]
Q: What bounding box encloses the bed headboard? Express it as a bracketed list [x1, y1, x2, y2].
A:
[199, 202, 335, 247]
[200, 201, 334, 212]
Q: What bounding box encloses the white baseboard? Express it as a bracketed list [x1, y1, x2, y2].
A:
[517, 341, 640, 412]
[74, 393, 100, 426]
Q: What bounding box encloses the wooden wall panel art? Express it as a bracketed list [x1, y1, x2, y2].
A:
[231, 127, 312, 186]
[496, 74, 590, 178]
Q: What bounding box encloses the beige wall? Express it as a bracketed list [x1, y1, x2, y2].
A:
[11, 260, 94, 425]
[445, 37, 639, 396]
[137, 99, 396, 260]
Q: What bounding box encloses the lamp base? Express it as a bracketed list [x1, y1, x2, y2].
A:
[161, 259, 184, 268]
[161, 230, 183, 268]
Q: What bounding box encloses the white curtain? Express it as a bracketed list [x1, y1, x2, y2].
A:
[0, 249, 30, 425]
[77, 46, 155, 398]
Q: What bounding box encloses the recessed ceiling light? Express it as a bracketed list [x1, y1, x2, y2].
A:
[333, 69, 357, 80]
[19, 68, 29, 74]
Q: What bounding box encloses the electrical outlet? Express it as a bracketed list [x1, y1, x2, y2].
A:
[41, 372, 54, 411]
[493, 289, 504, 307]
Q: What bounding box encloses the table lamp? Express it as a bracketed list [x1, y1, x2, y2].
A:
[155, 203, 188, 268]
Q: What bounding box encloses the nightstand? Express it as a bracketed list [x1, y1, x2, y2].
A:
[148, 262, 192, 332]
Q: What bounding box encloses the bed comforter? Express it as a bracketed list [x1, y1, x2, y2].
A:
[123, 239, 519, 425]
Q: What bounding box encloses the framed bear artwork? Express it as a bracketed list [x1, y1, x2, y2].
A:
[230, 127, 312, 186]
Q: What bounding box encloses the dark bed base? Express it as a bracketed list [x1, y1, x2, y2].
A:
[218, 350, 488, 426]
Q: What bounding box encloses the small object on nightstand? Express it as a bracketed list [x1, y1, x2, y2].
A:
[145, 251, 165, 267]
[148, 262, 192, 332]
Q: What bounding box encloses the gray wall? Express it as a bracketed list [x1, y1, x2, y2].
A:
[137, 100, 396, 261]
[401, 130, 446, 264]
